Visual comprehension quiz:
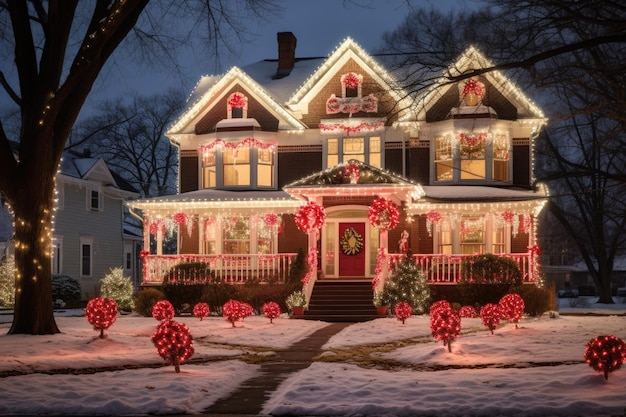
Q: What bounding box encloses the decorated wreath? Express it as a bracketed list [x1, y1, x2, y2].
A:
[368, 197, 400, 231]
[340, 227, 364, 256]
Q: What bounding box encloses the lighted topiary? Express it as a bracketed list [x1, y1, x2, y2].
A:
[151, 319, 194, 373]
[0, 255, 15, 308]
[262, 301, 281, 323]
[152, 299, 175, 321]
[285, 290, 307, 311]
[381, 252, 430, 314]
[430, 306, 462, 352]
[429, 300, 451, 317]
[193, 302, 210, 320]
[480, 303, 501, 334]
[223, 299, 250, 327]
[499, 293, 525, 328]
[584, 335, 626, 380]
[459, 305, 478, 318]
[85, 297, 118, 338]
[394, 301, 412, 324]
[240, 301, 254, 320]
[100, 267, 135, 312]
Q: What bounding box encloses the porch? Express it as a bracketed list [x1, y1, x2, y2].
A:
[141, 252, 536, 285]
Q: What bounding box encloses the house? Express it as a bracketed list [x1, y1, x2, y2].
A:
[128, 33, 547, 303]
[1, 148, 141, 299]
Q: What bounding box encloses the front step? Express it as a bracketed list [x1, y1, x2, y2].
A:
[298, 280, 382, 323]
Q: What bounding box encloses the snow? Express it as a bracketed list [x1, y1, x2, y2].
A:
[0, 298, 625, 416]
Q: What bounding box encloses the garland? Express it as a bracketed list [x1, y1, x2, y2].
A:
[368, 197, 400, 231]
[197, 138, 277, 155]
[344, 162, 360, 184]
[462, 79, 484, 97]
[459, 132, 487, 148]
[340, 227, 364, 256]
[342, 72, 362, 89]
[426, 210, 441, 236]
[227, 92, 247, 109]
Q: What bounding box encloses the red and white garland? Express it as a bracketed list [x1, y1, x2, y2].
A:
[319, 120, 384, 134]
[459, 132, 487, 148]
[302, 247, 318, 285]
[325, 94, 378, 115]
[342, 72, 362, 89]
[462, 79, 484, 97]
[426, 210, 442, 236]
[368, 197, 400, 231]
[198, 138, 277, 158]
[371, 247, 387, 291]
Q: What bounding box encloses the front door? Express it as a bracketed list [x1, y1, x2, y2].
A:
[338, 222, 366, 276]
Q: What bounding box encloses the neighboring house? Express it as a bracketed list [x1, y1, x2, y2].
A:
[129, 33, 546, 299]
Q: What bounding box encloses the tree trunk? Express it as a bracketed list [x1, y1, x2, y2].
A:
[8, 177, 59, 335]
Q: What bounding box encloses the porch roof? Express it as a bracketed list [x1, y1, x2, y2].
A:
[407, 185, 548, 215]
[128, 189, 301, 217]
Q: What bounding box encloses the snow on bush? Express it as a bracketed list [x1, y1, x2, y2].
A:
[100, 267, 135, 312]
[51, 273, 81, 307]
[0, 255, 15, 308]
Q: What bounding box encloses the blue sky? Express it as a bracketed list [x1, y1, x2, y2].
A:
[86, 0, 475, 111]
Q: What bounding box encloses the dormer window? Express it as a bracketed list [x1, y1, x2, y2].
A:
[342, 72, 362, 98]
[326, 72, 377, 115]
[227, 93, 248, 119]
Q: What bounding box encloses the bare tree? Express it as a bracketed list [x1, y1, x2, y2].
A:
[381, 2, 626, 302]
[67, 90, 184, 198]
[0, 0, 280, 335]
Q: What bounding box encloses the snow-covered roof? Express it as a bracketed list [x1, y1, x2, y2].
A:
[421, 185, 547, 202]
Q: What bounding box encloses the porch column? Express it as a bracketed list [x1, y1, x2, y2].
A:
[156, 226, 163, 256]
[143, 217, 150, 251]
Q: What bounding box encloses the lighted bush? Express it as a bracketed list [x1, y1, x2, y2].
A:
[134, 288, 165, 317]
[262, 301, 281, 323]
[509, 285, 553, 317]
[285, 290, 306, 311]
[480, 303, 501, 334]
[193, 302, 210, 320]
[85, 297, 118, 338]
[151, 319, 194, 373]
[152, 299, 175, 321]
[459, 305, 478, 318]
[223, 299, 252, 327]
[499, 293, 525, 328]
[394, 301, 413, 324]
[584, 335, 626, 380]
[0, 255, 15, 308]
[100, 267, 135, 312]
[430, 305, 461, 352]
[381, 253, 431, 314]
[429, 300, 451, 316]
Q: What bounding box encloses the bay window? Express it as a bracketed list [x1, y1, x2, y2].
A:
[325, 136, 382, 168]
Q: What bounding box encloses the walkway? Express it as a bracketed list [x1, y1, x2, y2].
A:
[203, 322, 352, 416]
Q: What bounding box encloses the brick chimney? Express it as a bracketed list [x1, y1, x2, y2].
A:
[276, 32, 297, 78]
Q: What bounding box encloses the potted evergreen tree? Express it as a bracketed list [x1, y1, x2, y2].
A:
[286, 290, 306, 316]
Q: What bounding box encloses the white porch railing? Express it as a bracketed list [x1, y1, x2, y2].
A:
[142, 253, 296, 285]
[387, 253, 534, 284]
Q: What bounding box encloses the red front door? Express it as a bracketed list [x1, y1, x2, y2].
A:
[338, 222, 366, 276]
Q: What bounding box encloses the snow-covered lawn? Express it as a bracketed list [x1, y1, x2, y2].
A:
[0, 298, 624, 416]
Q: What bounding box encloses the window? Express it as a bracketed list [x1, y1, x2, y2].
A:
[223, 147, 251, 187]
[88, 189, 102, 211]
[223, 218, 250, 254]
[492, 224, 506, 253]
[80, 237, 93, 277]
[460, 217, 484, 254]
[325, 136, 383, 168]
[203, 219, 217, 254]
[202, 148, 217, 188]
[51, 236, 63, 274]
[227, 93, 248, 119]
[434, 131, 511, 183]
[200, 141, 276, 190]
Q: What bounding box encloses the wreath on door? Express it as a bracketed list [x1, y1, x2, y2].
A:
[340, 227, 364, 256]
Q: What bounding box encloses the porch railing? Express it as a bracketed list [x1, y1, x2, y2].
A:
[142, 253, 296, 285]
[388, 253, 534, 284]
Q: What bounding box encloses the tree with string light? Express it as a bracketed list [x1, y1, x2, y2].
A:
[584, 335, 626, 380]
[85, 297, 118, 339]
[380, 251, 430, 314]
[151, 319, 194, 373]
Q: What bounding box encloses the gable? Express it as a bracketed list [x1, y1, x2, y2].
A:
[286, 38, 416, 123]
[418, 46, 545, 122]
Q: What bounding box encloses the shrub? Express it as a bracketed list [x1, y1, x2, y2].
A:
[165, 262, 213, 284]
[430, 305, 461, 352]
[394, 301, 413, 324]
[100, 267, 135, 311]
[193, 302, 210, 320]
[458, 254, 523, 307]
[381, 252, 430, 314]
[134, 288, 165, 317]
[509, 284, 552, 317]
[222, 299, 253, 327]
[0, 256, 15, 308]
[162, 283, 205, 314]
[287, 248, 309, 285]
[152, 319, 194, 373]
[152, 299, 175, 321]
[498, 293, 525, 328]
[480, 303, 501, 334]
[584, 335, 626, 380]
[459, 305, 478, 318]
[262, 301, 281, 323]
[201, 283, 240, 315]
[238, 283, 296, 314]
[286, 290, 306, 311]
[52, 273, 82, 308]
